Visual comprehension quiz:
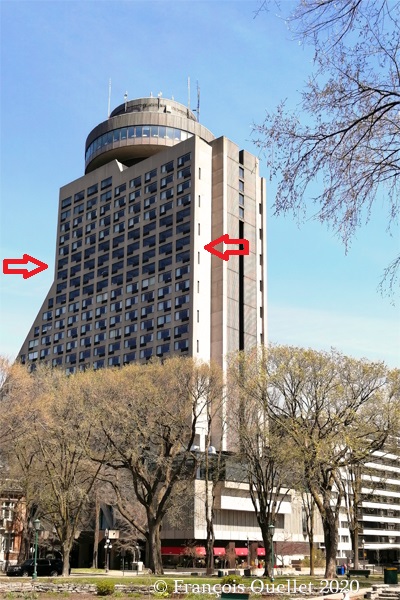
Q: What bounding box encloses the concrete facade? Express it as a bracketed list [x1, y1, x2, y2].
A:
[19, 97, 266, 381]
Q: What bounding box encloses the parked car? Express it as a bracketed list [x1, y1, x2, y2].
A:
[7, 558, 64, 577]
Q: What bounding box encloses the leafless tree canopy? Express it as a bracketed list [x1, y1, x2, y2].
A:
[255, 0, 400, 293]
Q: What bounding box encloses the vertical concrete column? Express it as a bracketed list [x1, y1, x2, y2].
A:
[226, 542, 236, 569]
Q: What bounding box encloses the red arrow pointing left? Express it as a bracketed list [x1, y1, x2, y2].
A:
[3, 254, 48, 279]
[204, 234, 250, 261]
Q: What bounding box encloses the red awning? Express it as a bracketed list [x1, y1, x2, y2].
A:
[235, 548, 249, 556]
[162, 546, 225, 556]
[257, 548, 266, 556]
[161, 546, 185, 555]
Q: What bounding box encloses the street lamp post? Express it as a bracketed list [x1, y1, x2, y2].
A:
[362, 539, 365, 569]
[269, 524, 275, 582]
[32, 518, 40, 580]
[104, 536, 112, 573]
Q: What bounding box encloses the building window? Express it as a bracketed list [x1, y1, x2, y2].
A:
[124, 324, 137, 336]
[174, 324, 189, 338]
[178, 152, 191, 167]
[178, 166, 191, 179]
[158, 300, 171, 311]
[101, 176, 112, 190]
[129, 175, 141, 188]
[175, 309, 189, 321]
[156, 343, 170, 356]
[74, 190, 85, 202]
[177, 193, 191, 207]
[157, 314, 170, 328]
[114, 183, 126, 197]
[175, 265, 190, 279]
[61, 197, 72, 209]
[140, 319, 154, 331]
[158, 270, 172, 283]
[177, 180, 191, 195]
[125, 309, 138, 321]
[140, 333, 153, 346]
[145, 168, 157, 182]
[145, 182, 157, 195]
[161, 160, 174, 173]
[160, 200, 173, 215]
[239, 207, 244, 219]
[108, 356, 121, 367]
[158, 285, 171, 298]
[174, 339, 189, 352]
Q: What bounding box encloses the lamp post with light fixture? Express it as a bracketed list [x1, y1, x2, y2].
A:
[104, 535, 112, 573]
[32, 518, 40, 580]
[269, 524, 275, 582]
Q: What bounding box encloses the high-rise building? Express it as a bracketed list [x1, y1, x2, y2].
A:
[18, 96, 266, 374]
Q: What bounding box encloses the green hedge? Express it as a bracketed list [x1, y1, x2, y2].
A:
[96, 580, 116, 596]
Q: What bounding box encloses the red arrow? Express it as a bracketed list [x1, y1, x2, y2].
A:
[204, 234, 250, 261]
[3, 254, 48, 279]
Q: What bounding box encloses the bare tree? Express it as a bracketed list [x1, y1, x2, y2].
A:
[91, 357, 223, 575]
[228, 348, 302, 578]
[254, 0, 400, 293]
[264, 345, 396, 578]
[4, 365, 107, 576]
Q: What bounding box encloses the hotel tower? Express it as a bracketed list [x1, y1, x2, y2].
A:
[19, 96, 266, 379]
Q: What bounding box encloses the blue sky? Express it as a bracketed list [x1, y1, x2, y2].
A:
[0, 0, 399, 367]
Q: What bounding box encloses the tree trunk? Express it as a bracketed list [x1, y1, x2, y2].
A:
[92, 496, 100, 568]
[18, 526, 31, 562]
[309, 534, 314, 576]
[62, 544, 71, 577]
[205, 517, 215, 574]
[146, 520, 163, 574]
[259, 527, 273, 578]
[350, 529, 358, 569]
[322, 510, 339, 579]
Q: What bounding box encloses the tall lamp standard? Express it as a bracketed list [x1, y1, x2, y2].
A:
[269, 524, 275, 582]
[32, 518, 41, 580]
[362, 539, 365, 569]
[104, 535, 112, 573]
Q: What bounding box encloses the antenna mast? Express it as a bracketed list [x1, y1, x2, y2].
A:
[187, 76, 191, 110]
[108, 78, 112, 118]
[196, 80, 200, 122]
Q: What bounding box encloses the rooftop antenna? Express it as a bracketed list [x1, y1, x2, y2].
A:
[124, 91, 128, 112]
[187, 76, 191, 110]
[194, 80, 200, 122]
[107, 78, 112, 118]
